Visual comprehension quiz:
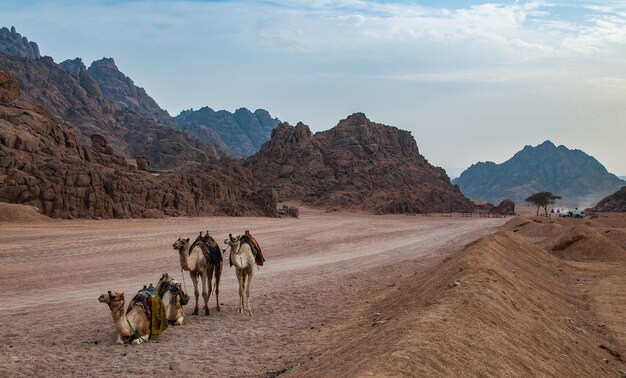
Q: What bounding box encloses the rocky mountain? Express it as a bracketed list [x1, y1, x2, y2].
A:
[0, 71, 277, 218]
[591, 186, 626, 212]
[0, 27, 227, 170]
[87, 57, 174, 127]
[453, 141, 625, 205]
[0, 26, 40, 60]
[176, 107, 280, 157]
[246, 113, 473, 214]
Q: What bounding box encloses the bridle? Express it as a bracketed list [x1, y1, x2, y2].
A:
[107, 291, 125, 314]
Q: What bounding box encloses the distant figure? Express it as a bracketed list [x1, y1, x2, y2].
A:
[551, 208, 554, 214]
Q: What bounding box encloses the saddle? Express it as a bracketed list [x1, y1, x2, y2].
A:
[127, 285, 168, 336]
[191, 234, 223, 266]
[241, 232, 265, 266]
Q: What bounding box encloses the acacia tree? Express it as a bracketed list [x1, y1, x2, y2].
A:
[525, 192, 562, 216]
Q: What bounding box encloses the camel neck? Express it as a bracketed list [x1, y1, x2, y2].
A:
[110, 302, 132, 337]
[179, 245, 192, 271]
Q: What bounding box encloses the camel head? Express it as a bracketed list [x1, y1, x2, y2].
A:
[224, 233, 241, 248]
[159, 273, 172, 286]
[98, 290, 125, 308]
[172, 237, 190, 253]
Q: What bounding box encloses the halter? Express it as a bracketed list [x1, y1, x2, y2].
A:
[107, 291, 125, 314]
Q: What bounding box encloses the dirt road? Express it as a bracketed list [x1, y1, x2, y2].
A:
[0, 209, 504, 377]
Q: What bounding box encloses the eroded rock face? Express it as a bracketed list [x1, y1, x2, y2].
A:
[0, 26, 40, 60]
[591, 186, 626, 212]
[0, 52, 226, 171]
[0, 72, 278, 219]
[176, 107, 280, 157]
[246, 113, 474, 214]
[87, 58, 175, 127]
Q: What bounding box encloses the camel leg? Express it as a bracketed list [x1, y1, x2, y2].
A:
[200, 272, 210, 315]
[214, 262, 222, 312]
[190, 272, 200, 315]
[116, 335, 125, 345]
[206, 265, 214, 314]
[132, 334, 149, 345]
[245, 272, 253, 316]
[236, 269, 245, 313]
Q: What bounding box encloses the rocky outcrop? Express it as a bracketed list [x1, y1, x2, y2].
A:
[88, 58, 175, 127]
[453, 141, 625, 205]
[0, 71, 278, 219]
[176, 107, 280, 157]
[494, 199, 516, 215]
[590, 186, 626, 212]
[246, 113, 473, 214]
[0, 50, 225, 170]
[0, 26, 40, 60]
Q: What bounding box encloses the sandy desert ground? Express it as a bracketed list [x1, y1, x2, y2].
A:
[0, 205, 624, 377]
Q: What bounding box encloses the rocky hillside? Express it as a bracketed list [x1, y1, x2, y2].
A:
[246, 113, 473, 214]
[0, 26, 40, 60]
[176, 107, 280, 157]
[591, 186, 626, 212]
[87, 57, 174, 127]
[0, 71, 277, 219]
[453, 141, 625, 205]
[0, 27, 227, 170]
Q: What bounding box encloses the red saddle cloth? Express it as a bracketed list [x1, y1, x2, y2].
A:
[242, 231, 265, 266]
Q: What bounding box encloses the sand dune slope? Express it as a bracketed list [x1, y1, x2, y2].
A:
[294, 231, 625, 377]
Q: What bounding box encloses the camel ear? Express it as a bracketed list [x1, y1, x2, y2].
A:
[108, 290, 111, 295]
[185, 238, 190, 242]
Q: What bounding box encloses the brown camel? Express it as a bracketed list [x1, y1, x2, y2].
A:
[191, 231, 223, 313]
[224, 234, 256, 315]
[98, 290, 150, 345]
[172, 237, 211, 315]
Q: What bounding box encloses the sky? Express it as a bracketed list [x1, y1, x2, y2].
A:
[2, 0, 625, 176]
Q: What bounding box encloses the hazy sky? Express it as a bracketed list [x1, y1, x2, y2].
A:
[2, 0, 625, 176]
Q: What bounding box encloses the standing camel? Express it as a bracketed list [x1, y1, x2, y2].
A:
[191, 231, 223, 313]
[224, 234, 256, 315]
[172, 237, 212, 315]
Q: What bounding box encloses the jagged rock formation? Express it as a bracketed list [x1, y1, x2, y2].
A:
[87, 58, 174, 127]
[453, 141, 625, 205]
[0, 26, 40, 60]
[591, 186, 626, 212]
[176, 107, 280, 157]
[246, 113, 473, 214]
[0, 71, 278, 219]
[0, 50, 225, 170]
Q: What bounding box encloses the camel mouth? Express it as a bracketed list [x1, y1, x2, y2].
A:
[97, 294, 107, 303]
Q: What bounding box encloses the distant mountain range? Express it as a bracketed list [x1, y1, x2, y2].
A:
[0, 25, 488, 218]
[0, 26, 279, 169]
[175, 107, 280, 158]
[453, 141, 625, 205]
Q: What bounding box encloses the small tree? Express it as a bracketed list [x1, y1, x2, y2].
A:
[525, 192, 562, 216]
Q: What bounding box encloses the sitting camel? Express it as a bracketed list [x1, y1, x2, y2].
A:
[156, 273, 187, 326]
[172, 237, 214, 315]
[224, 234, 256, 315]
[98, 290, 150, 345]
